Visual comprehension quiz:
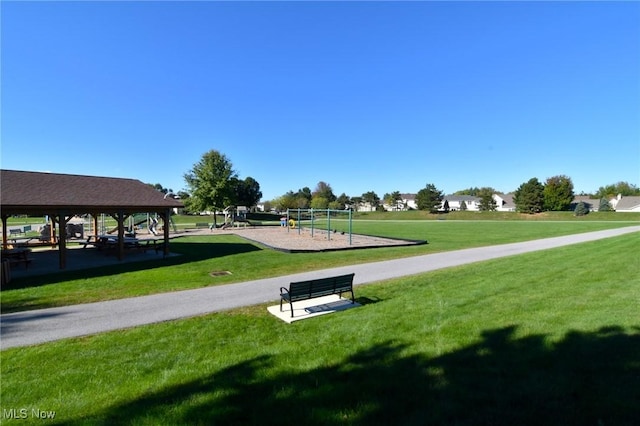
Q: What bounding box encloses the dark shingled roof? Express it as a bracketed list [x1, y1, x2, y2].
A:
[1, 169, 183, 215]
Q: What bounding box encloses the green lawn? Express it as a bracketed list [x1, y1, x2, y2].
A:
[1, 220, 637, 313]
[1, 232, 638, 425]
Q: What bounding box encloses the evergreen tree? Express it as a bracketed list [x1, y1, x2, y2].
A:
[514, 178, 545, 213]
[460, 200, 468, 211]
[416, 183, 444, 213]
[478, 187, 497, 211]
[574, 201, 589, 216]
[599, 198, 613, 212]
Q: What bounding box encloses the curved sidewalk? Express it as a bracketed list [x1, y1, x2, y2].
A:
[2, 226, 638, 349]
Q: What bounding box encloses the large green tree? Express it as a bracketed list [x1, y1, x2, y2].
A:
[230, 177, 262, 208]
[312, 182, 336, 204]
[272, 192, 297, 211]
[594, 181, 640, 199]
[543, 175, 574, 211]
[297, 187, 313, 206]
[310, 196, 329, 209]
[184, 150, 237, 228]
[514, 178, 545, 213]
[416, 183, 443, 213]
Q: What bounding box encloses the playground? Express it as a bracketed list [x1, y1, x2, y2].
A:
[229, 226, 422, 252]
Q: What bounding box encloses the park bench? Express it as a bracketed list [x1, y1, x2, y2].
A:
[280, 273, 355, 318]
[195, 222, 209, 229]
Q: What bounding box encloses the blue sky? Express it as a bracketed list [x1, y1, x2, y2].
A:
[2, 1, 639, 201]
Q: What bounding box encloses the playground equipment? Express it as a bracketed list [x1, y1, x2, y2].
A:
[286, 208, 353, 245]
[222, 206, 251, 229]
[104, 213, 177, 235]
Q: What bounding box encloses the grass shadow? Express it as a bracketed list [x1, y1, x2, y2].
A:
[63, 325, 639, 425]
[354, 296, 383, 305]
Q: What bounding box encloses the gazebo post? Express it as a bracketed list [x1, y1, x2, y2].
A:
[117, 211, 125, 261]
[1, 214, 8, 250]
[58, 213, 68, 269]
[48, 215, 56, 245]
[160, 209, 170, 257]
[93, 214, 99, 238]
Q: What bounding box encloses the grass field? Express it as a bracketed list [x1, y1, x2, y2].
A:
[1, 229, 638, 425]
[1, 220, 637, 313]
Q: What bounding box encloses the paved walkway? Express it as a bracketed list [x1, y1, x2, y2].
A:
[1, 226, 638, 349]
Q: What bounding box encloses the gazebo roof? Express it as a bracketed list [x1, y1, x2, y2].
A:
[1, 169, 183, 215]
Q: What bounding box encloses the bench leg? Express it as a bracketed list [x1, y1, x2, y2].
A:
[279, 298, 295, 318]
[339, 290, 355, 304]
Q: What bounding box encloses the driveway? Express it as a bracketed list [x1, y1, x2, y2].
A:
[1, 226, 638, 349]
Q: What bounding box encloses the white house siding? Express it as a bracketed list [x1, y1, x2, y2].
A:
[442, 196, 481, 212]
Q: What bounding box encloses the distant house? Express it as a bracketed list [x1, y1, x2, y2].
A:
[382, 194, 417, 211]
[401, 193, 418, 210]
[569, 196, 600, 212]
[568, 194, 637, 213]
[493, 193, 516, 212]
[613, 195, 640, 212]
[441, 195, 481, 211]
[357, 202, 378, 212]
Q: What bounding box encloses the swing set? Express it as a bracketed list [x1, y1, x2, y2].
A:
[286, 208, 353, 245]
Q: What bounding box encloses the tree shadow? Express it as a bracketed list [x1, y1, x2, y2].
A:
[2, 241, 262, 290]
[62, 325, 639, 425]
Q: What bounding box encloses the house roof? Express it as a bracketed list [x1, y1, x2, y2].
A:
[493, 193, 515, 209]
[615, 196, 640, 211]
[1, 169, 183, 215]
[443, 195, 480, 202]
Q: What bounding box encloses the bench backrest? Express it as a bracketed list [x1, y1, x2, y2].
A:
[288, 273, 355, 301]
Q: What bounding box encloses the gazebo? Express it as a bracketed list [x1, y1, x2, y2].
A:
[1, 169, 184, 269]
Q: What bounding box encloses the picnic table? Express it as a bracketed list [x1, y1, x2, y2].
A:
[82, 235, 164, 253]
